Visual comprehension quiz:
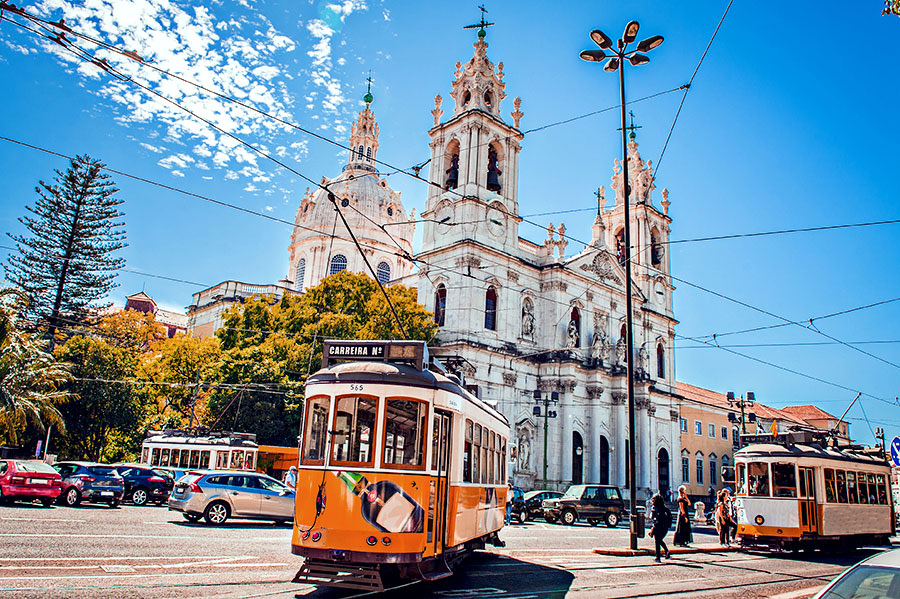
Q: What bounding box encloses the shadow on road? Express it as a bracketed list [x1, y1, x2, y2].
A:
[170, 519, 293, 529]
[296, 551, 574, 598]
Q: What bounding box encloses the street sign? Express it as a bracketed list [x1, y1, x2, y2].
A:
[890, 437, 900, 467]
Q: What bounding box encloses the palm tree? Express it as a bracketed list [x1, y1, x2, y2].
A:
[0, 289, 70, 445]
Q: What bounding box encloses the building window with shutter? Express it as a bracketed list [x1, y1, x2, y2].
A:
[484, 287, 497, 330]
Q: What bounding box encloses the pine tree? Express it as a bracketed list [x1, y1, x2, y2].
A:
[5, 155, 126, 346]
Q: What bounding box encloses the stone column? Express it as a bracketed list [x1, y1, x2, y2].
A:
[589, 387, 603, 483]
[560, 397, 571, 486]
[639, 395, 652, 492]
[613, 392, 626, 487]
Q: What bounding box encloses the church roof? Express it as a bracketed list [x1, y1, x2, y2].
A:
[779, 405, 838, 423]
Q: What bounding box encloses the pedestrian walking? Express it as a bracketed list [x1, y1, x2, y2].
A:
[715, 489, 735, 546]
[673, 485, 693, 547]
[283, 465, 297, 491]
[505, 483, 514, 525]
[725, 489, 738, 543]
[649, 493, 671, 562]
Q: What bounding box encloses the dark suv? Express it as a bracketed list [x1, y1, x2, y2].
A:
[113, 464, 173, 505]
[52, 462, 124, 507]
[542, 484, 626, 527]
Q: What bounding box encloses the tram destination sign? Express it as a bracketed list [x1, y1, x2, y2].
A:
[322, 340, 427, 370]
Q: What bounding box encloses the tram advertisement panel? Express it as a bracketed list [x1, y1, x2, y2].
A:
[293, 469, 428, 553]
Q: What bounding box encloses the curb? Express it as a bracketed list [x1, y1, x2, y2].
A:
[593, 544, 741, 556]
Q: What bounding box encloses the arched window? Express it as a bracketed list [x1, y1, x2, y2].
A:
[463, 90, 471, 106]
[366, 147, 372, 162]
[658, 448, 670, 494]
[569, 307, 581, 347]
[484, 91, 493, 108]
[329, 254, 347, 276]
[681, 450, 690, 483]
[295, 258, 306, 290]
[651, 229, 663, 267]
[620, 323, 627, 340]
[709, 454, 718, 487]
[484, 287, 497, 330]
[695, 451, 704, 485]
[615, 228, 626, 266]
[357, 145, 364, 160]
[657, 343, 665, 379]
[376, 261, 391, 285]
[434, 284, 446, 326]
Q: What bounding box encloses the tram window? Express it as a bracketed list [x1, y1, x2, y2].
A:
[383, 399, 427, 469]
[748, 462, 770, 496]
[876, 474, 888, 504]
[473, 424, 482, 484]
[824, 469, 836, 502]
[772, 463, 797, 498]
[836, 471, 848, 503]
[200, 450, 210, 469]
[231, 450, 244, 469]
[481, 428, 488, 483]
[171, 449, 180, 468]
[180, 450, 190, 469]
[161, 448, 171, 467]
[431, 415, 440, 471]
[216, 450, 229, 469]
[150, 448, 160, 466]
[501, 438, 507, 482]
[464, 420, 473, 483]
[141, 448, 149, 464]
[868, 473, 878, 504]
[331, 396, 378, 466]
[302, 396, 330, 464]
[847, 472, 859, 504]
[736, 464, 746, 494]
[858, 472, 869, 504]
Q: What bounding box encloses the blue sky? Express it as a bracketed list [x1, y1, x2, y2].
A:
[2, 1, 899, 446]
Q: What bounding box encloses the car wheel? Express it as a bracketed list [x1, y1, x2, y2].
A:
[63, 487, 81, 507]
[516, 511, 526, 524]
[41, 498, 54, 508]
[605, 512, 619, 528]
[561, 509, 577, 526]
[108, 499, 121, 508]
[131, 487, 149, 506]
[204, 501, 230, 525]
[183, 513, 201, 523]
[587, 518, 599, 526]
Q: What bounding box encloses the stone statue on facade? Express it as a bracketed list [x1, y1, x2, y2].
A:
[567, 320, 579, 348]
[592, 327, 610, 363]
[615, 335, 627, 366]
[522, 300, 535, 338]
[638, 343, 649, 374]
[518, 436, 530, 471]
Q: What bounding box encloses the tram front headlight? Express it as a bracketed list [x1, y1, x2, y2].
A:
[754, 515, 765, 525]
[311, 532, 322, 542]
[382, 536, 391, 546]
[366, 535, 378, 546]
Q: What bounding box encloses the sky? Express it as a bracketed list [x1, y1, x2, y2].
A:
[2, 1, 899, 447]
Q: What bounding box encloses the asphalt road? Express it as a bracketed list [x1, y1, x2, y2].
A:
[0, 500, 883, 598]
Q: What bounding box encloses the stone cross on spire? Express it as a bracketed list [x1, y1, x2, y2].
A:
[463, 5, 495, 40]
[617, 110, 642, 142]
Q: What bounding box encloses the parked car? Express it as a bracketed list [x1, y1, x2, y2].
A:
[521, 490, 563, 522]
[811, 547, 900, 598]
[154, 466, 189, 483]
[113, 464, 173, 505]
[168, 470, 294, 525]
[52, 462, 124, 507]
[542, 484, 626, 527]
[0, 460, 62, 507]
[508, 487, 525, 523]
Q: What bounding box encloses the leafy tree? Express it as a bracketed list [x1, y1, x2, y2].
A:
[0, 289, 70, 445]
[95, 309, 166, 350]
[54, 336, 140, 461]
[5, 155, 126, 346]
[208, 271, 436, 445]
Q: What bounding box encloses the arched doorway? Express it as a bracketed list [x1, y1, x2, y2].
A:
[599, 436, 610, 485]
[572, 431, 583, 485]
[657, 447, 670, 494]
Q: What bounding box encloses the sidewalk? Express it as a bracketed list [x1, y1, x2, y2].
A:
[593, 542, 740, 557]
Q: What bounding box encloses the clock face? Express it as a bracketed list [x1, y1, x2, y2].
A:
[487, 205, 505, 237]
[435, 202, 454, 234]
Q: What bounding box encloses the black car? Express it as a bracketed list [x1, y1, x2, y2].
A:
[113, 464, 173, 505]
[508, 487, 525, 523]
[52, 462, 124, 507]
[521, 490, 563, 521]
[542, 484, 626, 527]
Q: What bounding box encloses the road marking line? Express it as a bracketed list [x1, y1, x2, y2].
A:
[0, 569, 295, 583]
[0, 533, 194, 539]
[0, 555, 248, 562]
[1, 517, 86, 522]
[768, 587, 823, 599]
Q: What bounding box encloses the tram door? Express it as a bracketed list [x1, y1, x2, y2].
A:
[429, 411, 452, 557]
[798, 467, 818, 535]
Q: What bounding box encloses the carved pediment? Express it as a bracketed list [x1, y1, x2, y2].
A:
[579, 252, 623, 285]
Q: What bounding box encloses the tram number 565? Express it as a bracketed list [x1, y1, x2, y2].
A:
[349, 384, 364, 392]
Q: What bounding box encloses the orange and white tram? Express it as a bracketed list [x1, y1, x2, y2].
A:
[291, 340, 509, 591]
[734, 433, 895, 551]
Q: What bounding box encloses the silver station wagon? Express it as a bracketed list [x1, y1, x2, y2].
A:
[167, 471, 295, 525]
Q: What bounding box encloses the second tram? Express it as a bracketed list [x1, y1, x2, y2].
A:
[291, 340, 509, 591]
[734, 433, 894, 551]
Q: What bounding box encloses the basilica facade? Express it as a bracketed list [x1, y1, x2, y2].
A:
[285, 31, 680, 498]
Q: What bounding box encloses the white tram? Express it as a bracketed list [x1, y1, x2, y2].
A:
[140, 430, 259, 472]
[734, 432, 895, 551]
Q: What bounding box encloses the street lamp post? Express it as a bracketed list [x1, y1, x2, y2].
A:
[580, 20, 663, 552]
[533, 390, 559, 489]
[726, 391, 756, 435]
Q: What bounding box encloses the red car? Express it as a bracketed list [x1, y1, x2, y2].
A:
[0, 460, 62, 507]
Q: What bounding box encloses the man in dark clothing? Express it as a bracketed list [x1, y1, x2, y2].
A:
[650, 493, 671, 562]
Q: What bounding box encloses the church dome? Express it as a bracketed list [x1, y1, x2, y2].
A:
[287, 97, 415, 292]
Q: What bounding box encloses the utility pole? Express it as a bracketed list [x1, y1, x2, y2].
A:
[533, 390, 559, 489]
[727, 391, 756, 436]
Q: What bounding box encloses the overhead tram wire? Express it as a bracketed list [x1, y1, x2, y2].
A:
[8, 8, 900, 366]
[654, 0, 734, 178]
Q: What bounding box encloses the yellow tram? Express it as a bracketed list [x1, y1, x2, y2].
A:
[291, 340, 509, 591]
[734, 432, 895, 551]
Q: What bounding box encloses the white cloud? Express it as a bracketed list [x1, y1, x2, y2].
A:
[140, 142, 163, 153]
[264, 205, 274, 212]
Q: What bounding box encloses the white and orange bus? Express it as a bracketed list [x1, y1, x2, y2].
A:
[291, 340, 508, 591]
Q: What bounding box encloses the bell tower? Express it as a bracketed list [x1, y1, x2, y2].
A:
[420, 16, 525, 256]
[345, 77, 379, 174]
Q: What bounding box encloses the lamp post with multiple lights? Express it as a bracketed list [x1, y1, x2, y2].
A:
[580, 21, 663, 551]
[727, 391, 756, 436]
[533, 390, 559, 490]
